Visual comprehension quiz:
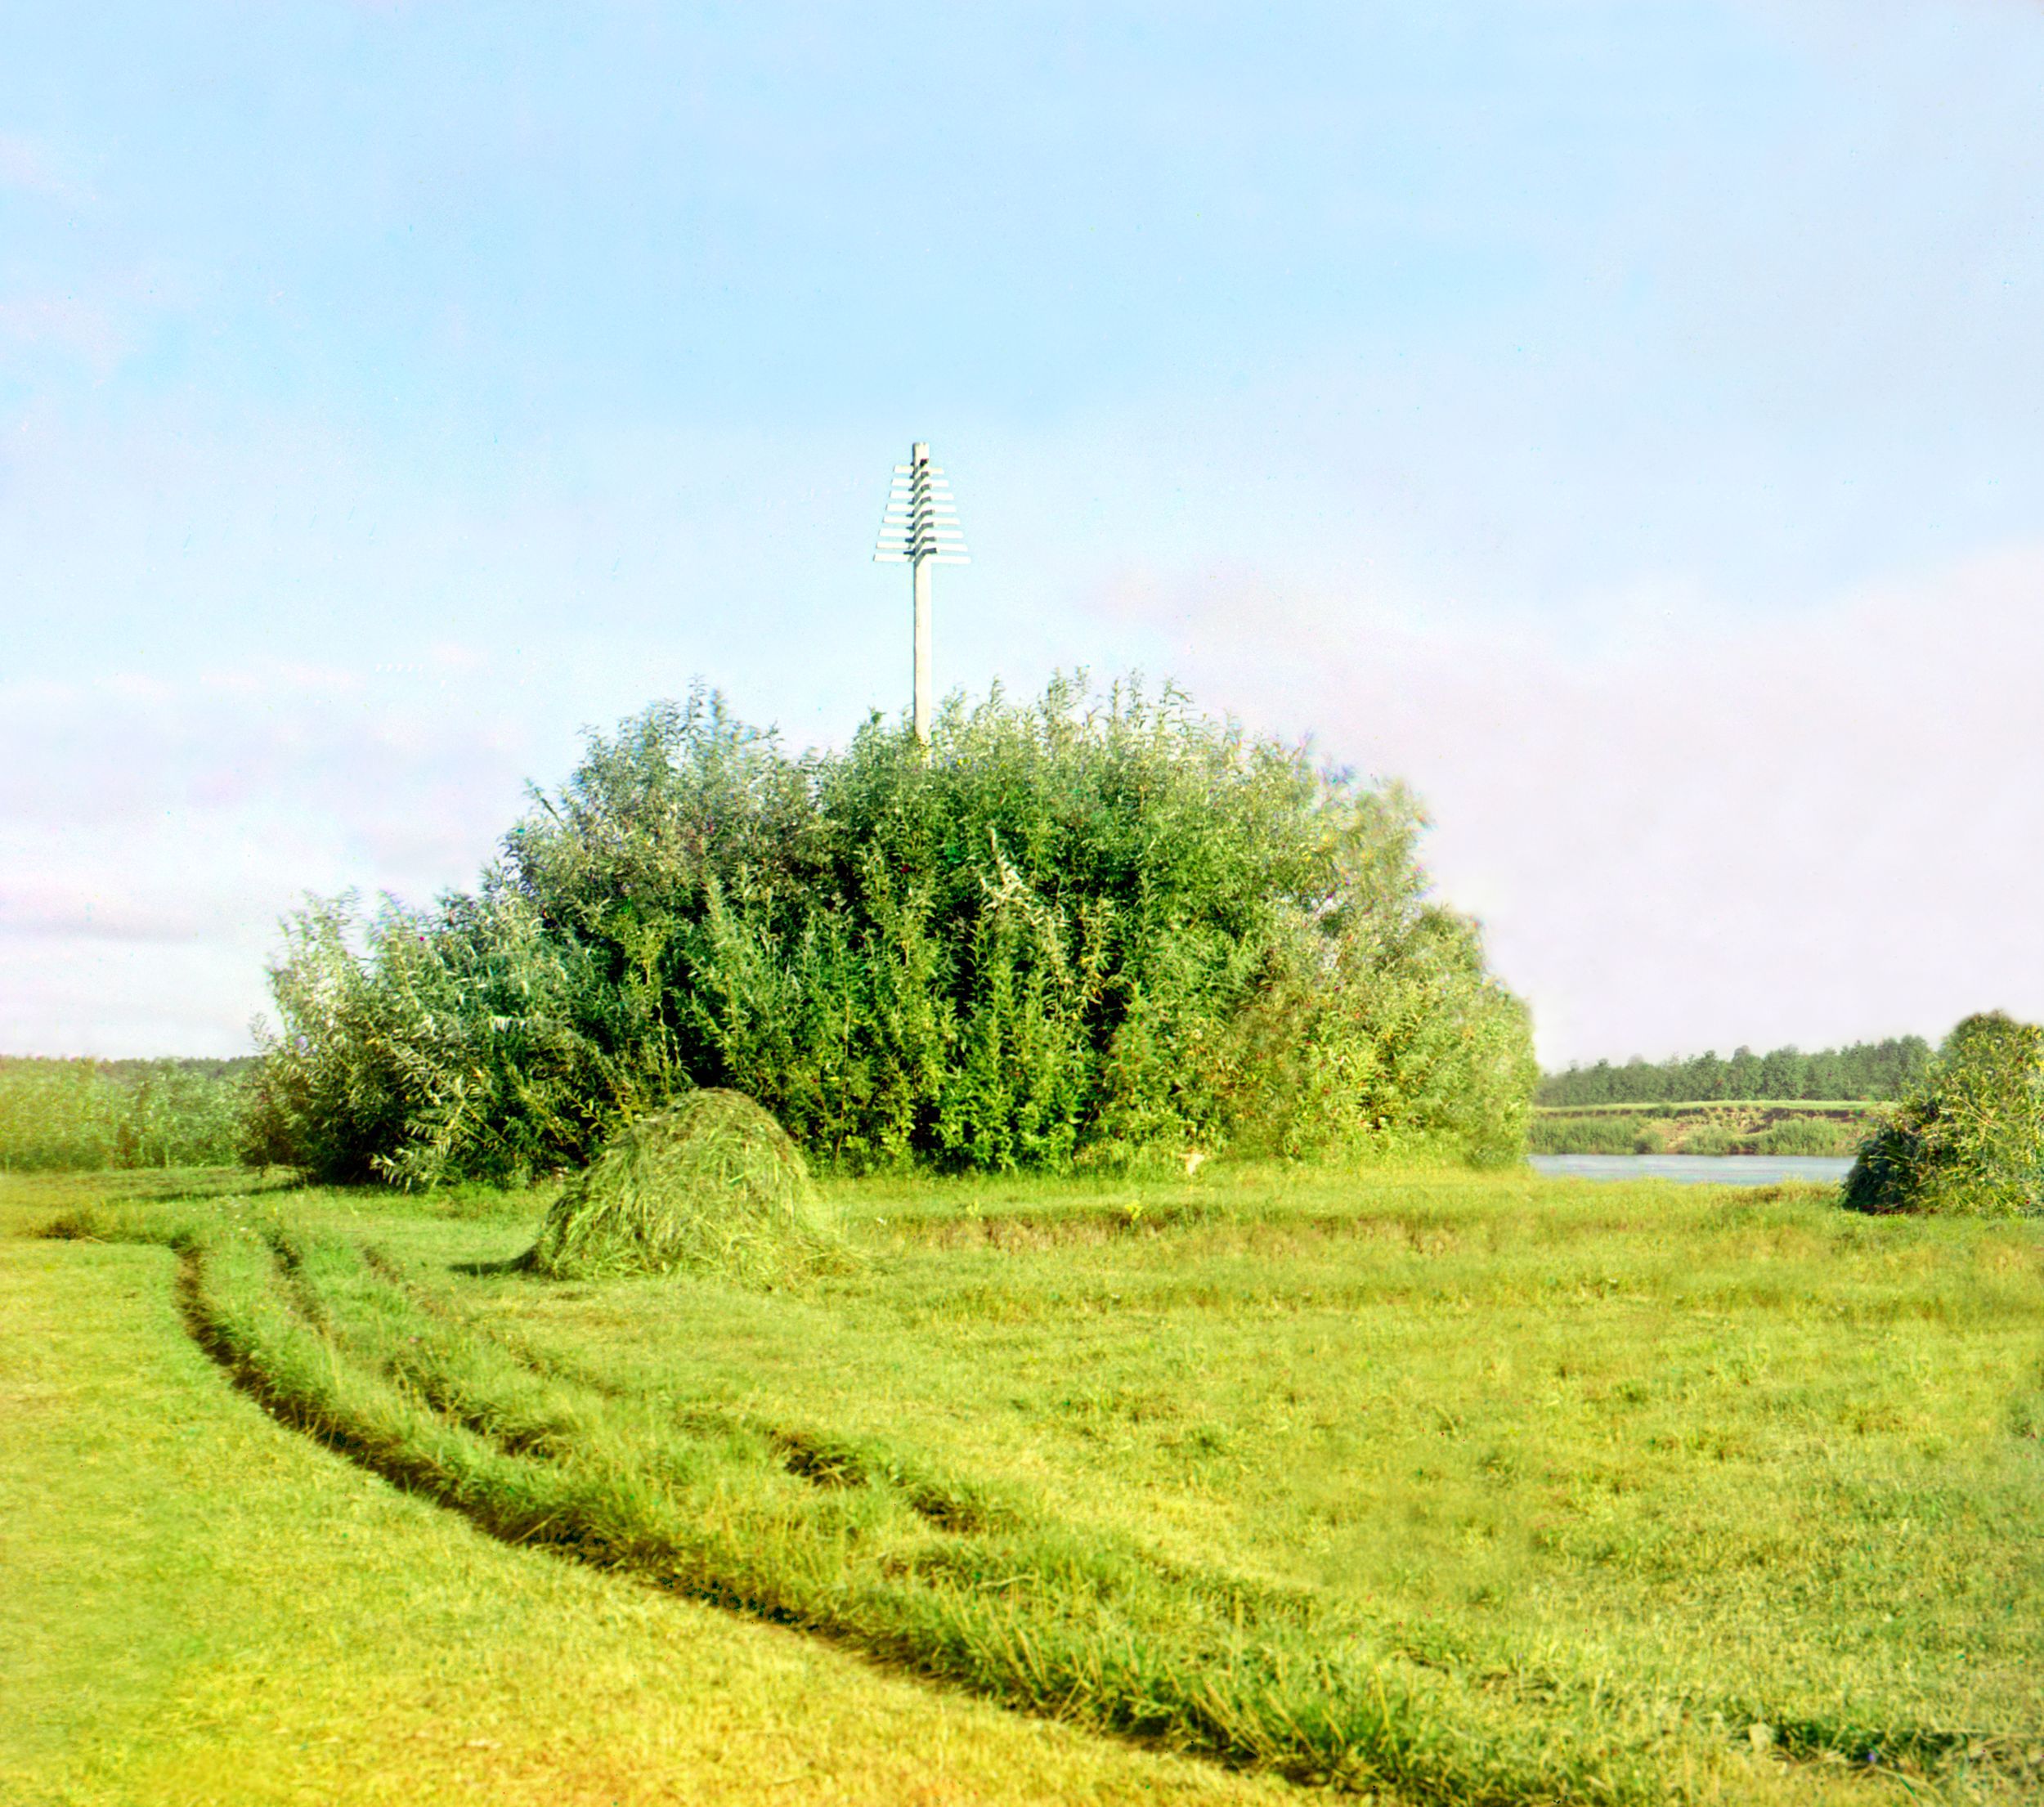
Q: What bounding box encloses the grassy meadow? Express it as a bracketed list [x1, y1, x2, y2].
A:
[8, 1161, 2043, 1803]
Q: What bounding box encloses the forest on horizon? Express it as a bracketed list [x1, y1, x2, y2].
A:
[1537, 1036, 1933, 1106]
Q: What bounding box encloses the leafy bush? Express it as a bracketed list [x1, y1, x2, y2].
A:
[1844, 1013, 2044, 1217]
[1630, 1119, 1669, 1155]
[252, 678, 1535, 1184]
[1681, 1123, 1738, 1157]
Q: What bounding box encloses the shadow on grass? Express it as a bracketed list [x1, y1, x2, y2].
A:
[449, 1252, 536, 1278]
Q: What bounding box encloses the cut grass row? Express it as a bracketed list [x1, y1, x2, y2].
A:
[1530, 1104, 1880, 1117]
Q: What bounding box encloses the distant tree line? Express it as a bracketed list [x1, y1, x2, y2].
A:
[1538, 1037, 1933, 1107]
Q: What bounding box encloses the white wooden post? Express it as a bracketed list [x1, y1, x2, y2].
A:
[873, 441, 968, 747]
[912, 444, 934, 745]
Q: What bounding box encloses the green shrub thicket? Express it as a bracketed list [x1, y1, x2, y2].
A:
[0, 1056, 252, 1172]
[1751, 1115, 1857, 1157]
[1845, 1011, 2044, 1217]
[248, 679, 1535, 1185]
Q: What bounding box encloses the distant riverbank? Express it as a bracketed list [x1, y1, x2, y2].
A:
[1530, 1101, 1879, 1158]
[1530, 1152, 1854, 1186]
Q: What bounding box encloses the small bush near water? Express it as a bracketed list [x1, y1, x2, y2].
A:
[1528, 1114, 1643, 1155]
[249, 677, 1535, 1186]
[1845, 1011, 2044, 1216]
[1751, 1116, 1853, 1156]
[527, 1089, 836, 1284]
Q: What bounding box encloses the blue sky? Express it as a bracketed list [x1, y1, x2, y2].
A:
[6, 2, 2042, 1060]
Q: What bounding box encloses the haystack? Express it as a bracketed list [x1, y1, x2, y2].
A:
[528, 1090, 835, 1283]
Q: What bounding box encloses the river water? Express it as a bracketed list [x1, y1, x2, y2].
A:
[1528, 1154, 1853, 1186]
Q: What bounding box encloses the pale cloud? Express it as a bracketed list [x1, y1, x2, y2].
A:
[0, 938, 271, 1059]
[0, 130, 87, 200]
[1114, 543, 2044, 1066]
[0, 137, 130, 377]
[0, 295, 129, 379]
[0, 656, 546, 1055]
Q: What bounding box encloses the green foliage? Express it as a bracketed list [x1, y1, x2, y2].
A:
[241, 890, 673, 1186]
[1540, 1036, 1932, 1106]
[528, 1089, 836, 1284]
[253, 678, 1535, 1183]
[0, 1056, 253, 1172]
[1629, 1119, 1669, 1155]
[1845, 1012, 2044, 1217]
[1681, 1122, 1739, 1157]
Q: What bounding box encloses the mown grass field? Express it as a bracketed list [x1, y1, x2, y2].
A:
[0, 1170, 1285, 1807]
[7, 1163, 2042, 1803]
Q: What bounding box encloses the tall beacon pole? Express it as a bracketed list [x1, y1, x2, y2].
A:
[873, 442, 968, 746]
